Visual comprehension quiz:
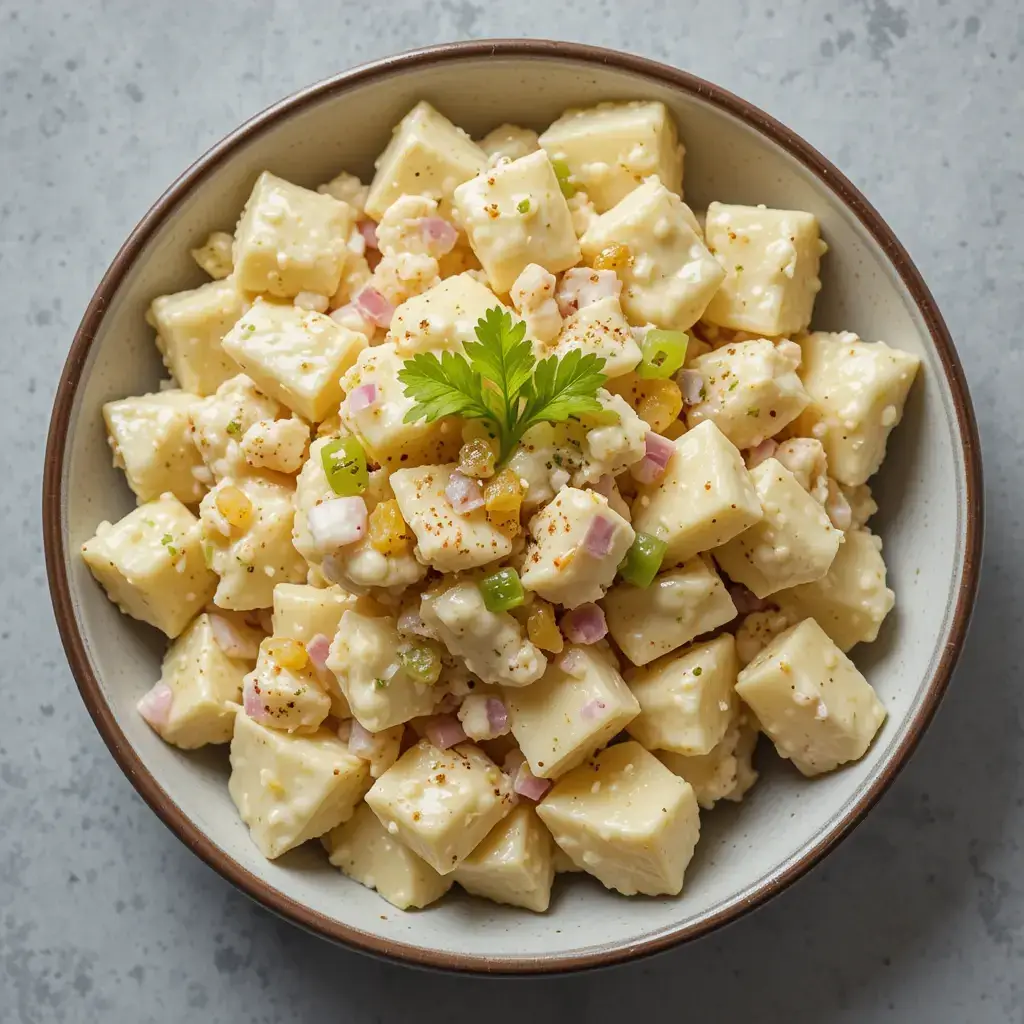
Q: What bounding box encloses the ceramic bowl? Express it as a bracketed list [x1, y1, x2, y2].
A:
[43, 40, 983, 973]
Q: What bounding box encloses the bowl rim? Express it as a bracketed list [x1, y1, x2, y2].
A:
[42, 38, 983, 975]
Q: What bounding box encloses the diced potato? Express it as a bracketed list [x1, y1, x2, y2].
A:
[478, 123, 541, 163]
[773, 436, 829, 504]
[240, 416, 310, 474]
[605, 372, 684, 433]
[365, 102, 486, 221]
[228, 712, 370, 859]
[81, 494, 217, 638]
[603, 555, 736, 667]
[364, 740, 516, 875]
[792, 331, 921, 486]
[775, 528, 894, 651]
[103, 389, 207, 504]
[391, 464, 514, 573]
[199, 476, 305, 610]
[232, 171, 353, 298]
[452, 805, 554, 913]
[322, 803, 452, 910]
[539, 101, 684, 213]
[702, 202, 827, 336]
[389, 273, 508, 357]
[571, 391, 649, 486]
[222, 298, 366, 423]
[271, 583, 366, 643]
[502, 645, 640, 779]
[141, 612, 247, 748]
[191, 231, 235, 280]
[631, 420, 762, 567]
[735, 607, 797, 665]
[345, 723, 404, 779]
[454, 150, 582, 293]
[625, 634, 738, 755]
[188, 374, 282, 482]
[685, 339, 810, 449]
[243, 638, 331, 733]
[553, 846, 582, 873]
[658, 707, 760, 809]
[714, 458, 842, 598]
[580, 178, 724, 330]
[326, 611, 438, 731]
[317, 170, 369, 215]
[521, 487, 635, 609]
[339, 343, 460, 471]
[545, 296, 642, 379]
[148, 278, 245, 396]
[536, 741, 700, 897]
[420, 580, 546, 688]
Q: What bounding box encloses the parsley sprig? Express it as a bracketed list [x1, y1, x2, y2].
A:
[398, 307, 607, 462]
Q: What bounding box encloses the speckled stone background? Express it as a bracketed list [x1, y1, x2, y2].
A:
[1, 0, 1020, 1020]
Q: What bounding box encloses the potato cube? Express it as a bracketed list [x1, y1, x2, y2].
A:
[222, 299, 365, 423]
[626, 634, 738, 755]
[521, 487, 635, 608]
[228, 712, 370, 859]
[604, 555, 736, 667]
[271, 583, 365, 643]
[365, 102, 486, 221]
[702, 202, 827, 336]
[420, 580, 546, 688]
[243, 638, 331, 734]
[103, 389, 207, 504]
[389, 273, 507, 357]
[539, 100, 684, 213]
[580, 178, 724, 330]
[792, 331, 921, 486]
[736, 617, 887, 776]
[631, 420, 762, 566]
[391, 464, 513, 573]
[570, 390, 649, 486]
[503, 644, 640, 779]
[339, 343, 460, 471]
[81, 494, 216, 638]
[239, 416, 310, 474]
[141, 612, 247, 748]
[775, 528, 895, 651]
[452, 805, 554, 913]
[658, 708, 760, 809]
[454, 150, 582, 293]
[365, 740, 516, 875]
[478, 123, 541, 163]
[685, 339, 810, 449]
[714, 458, 842, 598]
[326, 611, 437, 732]
[546, 296, 642, 379]
[191, 230, 234, 280]
[232, 171, 353, 298]
[536, 741, 700, 897]
[148, 278, 245, 396]
[322, 803, 452, 910]
[317, 170, 369, 215]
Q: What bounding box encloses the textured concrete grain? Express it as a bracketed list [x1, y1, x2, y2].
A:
[1, 0, 1022, 1021]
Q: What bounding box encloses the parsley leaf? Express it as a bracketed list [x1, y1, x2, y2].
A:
[398, 306, 607, 462]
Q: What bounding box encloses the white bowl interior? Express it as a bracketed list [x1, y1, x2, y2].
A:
[57, 52, 970, 965]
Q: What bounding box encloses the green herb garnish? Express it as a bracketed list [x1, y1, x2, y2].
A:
[398, 307, 606, 462]
[226, 419, 242, 437]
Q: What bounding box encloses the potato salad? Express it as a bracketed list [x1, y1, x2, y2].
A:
[83, 98, 920, 913]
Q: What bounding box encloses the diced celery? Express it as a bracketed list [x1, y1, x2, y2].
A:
[479, 567, 525, 612]
[619, 533, 667, 587]
[638, 329, 689, 379]
[321, 436, 369, 496]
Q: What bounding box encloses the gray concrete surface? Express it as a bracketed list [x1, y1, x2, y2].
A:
[1, 0, 1021, 1020]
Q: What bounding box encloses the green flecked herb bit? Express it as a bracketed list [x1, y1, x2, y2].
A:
[398, 306, 607, 463]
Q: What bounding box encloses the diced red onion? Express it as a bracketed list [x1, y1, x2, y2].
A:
[358, 219, 379, 250]
[556, 268, 621, 317]
[631, 431, 676, 484]
[513, 763, 551, 801]
[347, 383, 377, 413]
[354, 286, 395, 328]
[582, 516, 615, 558]
[208, 614, 262, 661]
[728, 582, 770, 615]
[444, 470, 485, 514]
[305, 633, 332, 674]
[580, 698, 607, 721]
[746, 438, 778, 469]
[558, 648, 587, 677]
[137, 683, 173, 730]
[677, 368, 705, 406]
[485, 698, 509, 736]
[306, 497, 367, 554]
[561, 604, 607, 644]
[418, 216, 459, 256]
[424, 714, 468, 750]
[347, 720, 378, 760]
[242, 675, 267, 722]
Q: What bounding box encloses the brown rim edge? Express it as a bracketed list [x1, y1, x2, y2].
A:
[42, 39, 984, 975]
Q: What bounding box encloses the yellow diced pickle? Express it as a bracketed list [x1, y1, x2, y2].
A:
[215, 485, 253, 529]
[607, 373, 683, 433]
[368, 498, 413, 555]
[265, 637, 308, 671]
[592, 242, 632, 273]
[484, 468, 523, 514]
[457, 437, 497, 479]
[527, 601, 564, 653]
